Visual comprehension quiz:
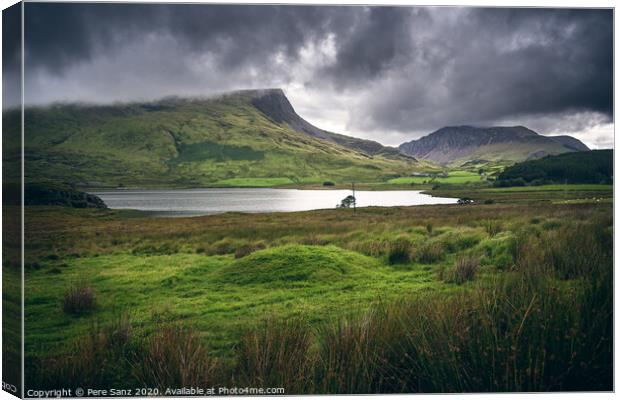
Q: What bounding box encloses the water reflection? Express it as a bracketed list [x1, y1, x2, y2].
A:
[91, 188, 457, 217]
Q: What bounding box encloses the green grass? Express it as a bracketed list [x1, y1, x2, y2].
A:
[214, 177, 298, 187]
[25, 245, 450, 360]
[388, 170, 483, 185]
[21, 200, 612, 392]
[430, 184, 613, 204]
[173, 141, 265, 163]
[484, 184, 612, 192]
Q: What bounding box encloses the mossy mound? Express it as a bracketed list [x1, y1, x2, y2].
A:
[217, 245, 375, 285]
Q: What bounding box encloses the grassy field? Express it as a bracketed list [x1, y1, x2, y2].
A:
[212, 177, 324, 187]
[21, 195, 613, 392]
[387, 170, 484, 185]
[431, 183, 613, 204]
[484, 184, 612, 192]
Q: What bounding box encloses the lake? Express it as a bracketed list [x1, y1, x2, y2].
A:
[90, 188, 458, 217]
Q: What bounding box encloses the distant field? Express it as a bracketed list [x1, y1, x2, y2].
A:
[484, 184, 613, 192]
[388, 170, 483, 185]
[213, 177, 300, 187]
[431, 183, 613, 204]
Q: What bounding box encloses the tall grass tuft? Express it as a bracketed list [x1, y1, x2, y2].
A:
[314, 310, 393, 394]
[134, 326, 220, 389]
[235, 318, 314, 392]
[415, 242, 444, 264]
[387, 239, 411, 265]
[62, 280, 96, 315]
[425, 223, 433, 235]
[28, 314, 136, 389]
[547, 223, 607, 279]
[484, 219, 503, 237]
[442, 254, 480, 284]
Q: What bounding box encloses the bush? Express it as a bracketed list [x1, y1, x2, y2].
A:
[63, 281, 96, 315]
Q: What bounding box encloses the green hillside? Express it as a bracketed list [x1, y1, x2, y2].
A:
[496, 150, 613, 186]
[5, 90, 428, 188]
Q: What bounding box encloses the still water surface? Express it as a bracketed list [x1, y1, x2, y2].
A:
[91, 188, 458, 217]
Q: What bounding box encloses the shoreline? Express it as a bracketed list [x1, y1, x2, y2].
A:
[82, 182, 437, 192]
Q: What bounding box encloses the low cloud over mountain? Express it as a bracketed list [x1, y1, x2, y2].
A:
[4, 4, 613, 148]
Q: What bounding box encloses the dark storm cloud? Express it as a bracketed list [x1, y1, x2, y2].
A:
[347, 8, 613, 134]
[2, 3, 21, 108]
[24, 3, 162, 73]
[321, 7, 425, 84]
[14, 4, 613, 147]
[23, 4, 352, 74]
[2, 2, 20, 70]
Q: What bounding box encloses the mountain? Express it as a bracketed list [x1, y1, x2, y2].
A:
[548, 135, 590, 152]
[4, 89, 424, 188]
[250, 89, 407, 158]
[398, 126, 589, 166]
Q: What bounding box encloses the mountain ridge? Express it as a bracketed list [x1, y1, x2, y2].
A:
[249, 88, 412, 160]
[5, 88, 424, 188]
[398, 125, 589, 165]
[548, 135, 590, 152]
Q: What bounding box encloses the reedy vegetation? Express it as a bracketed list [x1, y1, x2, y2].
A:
[25, 204, 612, 393]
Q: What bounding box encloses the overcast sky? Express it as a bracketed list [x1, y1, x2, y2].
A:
[4, 4, 614, 148]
